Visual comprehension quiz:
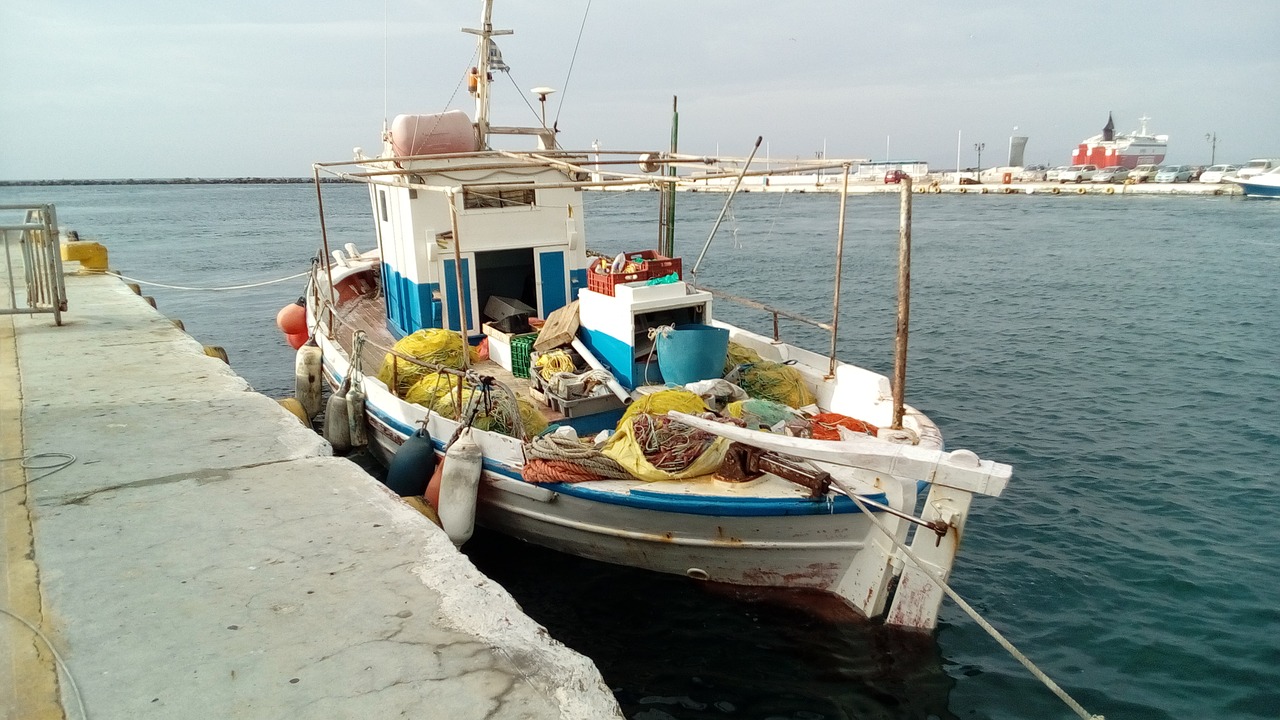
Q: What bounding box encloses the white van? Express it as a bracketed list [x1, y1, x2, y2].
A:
[1237, 159, 1280, 179]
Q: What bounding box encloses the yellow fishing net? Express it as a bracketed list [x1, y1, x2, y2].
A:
[736, 363, 816, 408]
[376, 329, 470, 395]
[602, 415, 730, 481]
[723, 342, 816, 409]
[724, 342, 762, 371]
[430, 385, 547, 438]
[619, 388, 707, 424]
[403, 372, 463, 407]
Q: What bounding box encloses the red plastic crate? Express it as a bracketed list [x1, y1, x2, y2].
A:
[587, 268, 649, 296]
[586, 251, 682, 296]
[630, 250, 683, 280]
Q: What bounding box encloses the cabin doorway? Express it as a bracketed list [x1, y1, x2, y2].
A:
[475, 248, 537, 325]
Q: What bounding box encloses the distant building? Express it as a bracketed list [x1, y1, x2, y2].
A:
[856, 161, 929, 180]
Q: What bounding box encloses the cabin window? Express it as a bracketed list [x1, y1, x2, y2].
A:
[378, 190, 388, 221]
[462, 186, 536, 210]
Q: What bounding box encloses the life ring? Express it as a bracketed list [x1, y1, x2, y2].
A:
[932, 186, 941, 194]
[1076, 187, 1087, 194]
[1105, 186, 1115, 194]
[1051, 187, 1060, 195]
[958, 187, 967, 194]
[980, 187, 989, 194]
[1213, 189, 1223, 196]
[1004, 188, 1016, 194]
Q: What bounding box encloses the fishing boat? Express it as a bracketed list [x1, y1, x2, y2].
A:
[1227, 166, 1280, 198]
[287, 0, 1010, 631]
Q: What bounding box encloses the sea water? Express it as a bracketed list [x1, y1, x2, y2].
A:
[3, 182, 1277, 719]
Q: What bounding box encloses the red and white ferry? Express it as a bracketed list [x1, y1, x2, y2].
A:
[1071, 114, 1168, 168]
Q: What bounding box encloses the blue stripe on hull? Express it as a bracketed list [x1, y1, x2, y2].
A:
[1239, 183, 1280, 198]
[349, 377, 886, 518]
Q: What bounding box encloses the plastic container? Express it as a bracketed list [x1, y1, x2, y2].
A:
[631, 249, 682, 279]
[585, 250, 682, 296]
[655, 324, 730, 386]
[587, 268, 648, 296]
[511, 333, 539, 378]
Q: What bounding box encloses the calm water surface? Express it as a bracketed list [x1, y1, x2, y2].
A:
[3, 183, 1277, 719]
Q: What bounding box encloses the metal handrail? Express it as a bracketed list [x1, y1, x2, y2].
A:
[0, 203, 66, 325]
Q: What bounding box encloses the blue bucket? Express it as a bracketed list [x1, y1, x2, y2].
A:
[655, 324, 731, 386]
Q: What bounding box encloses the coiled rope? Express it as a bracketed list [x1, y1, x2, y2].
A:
[831, 477, 1105, 720]
[1, 452, 77, 495]
[523, 433, 630, 481]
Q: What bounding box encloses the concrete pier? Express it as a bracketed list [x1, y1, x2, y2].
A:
[1, 249, 622, 718]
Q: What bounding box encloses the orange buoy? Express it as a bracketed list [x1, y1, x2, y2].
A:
[425, 458, 445, 509]
[276, 298, 307, 335]
[286, 332, 308, 350]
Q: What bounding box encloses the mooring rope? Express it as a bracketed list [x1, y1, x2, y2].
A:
[831, 477, 1105, 720]
[95, 269, 310, 291]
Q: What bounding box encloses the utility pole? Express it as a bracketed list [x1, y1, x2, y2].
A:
[974, 142, 985, 182]
[1205, 132, 1217, 165]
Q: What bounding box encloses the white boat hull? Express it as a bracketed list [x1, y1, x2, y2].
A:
[309, 294, 988, 629]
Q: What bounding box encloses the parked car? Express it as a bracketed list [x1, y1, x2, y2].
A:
[883, 169, 908, 184]
[1199, 165, 1239, 183]
[1092, 166, 1130, 183]
[1045, 166, 1070, 182]
[1058, 164, 1098, 183]
[1154, 165, 1194, 183]
[1018, 164, 1048, 182]
[1187, 166, 1205, 181]
[1236, 159, 1280, 179]
[1129, 164, 1161, 183]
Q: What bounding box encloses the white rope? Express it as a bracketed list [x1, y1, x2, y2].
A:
[833, 478, 1105, 720]
[0, 451, 86, 719]
[1, 452, 77, 494]
[97, 270, 310, 292]
[0, 608, 88, 720]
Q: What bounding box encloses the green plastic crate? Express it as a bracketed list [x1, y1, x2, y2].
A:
[511, 333, 539, 379]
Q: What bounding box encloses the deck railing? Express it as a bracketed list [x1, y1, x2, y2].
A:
[0, 203, 66, 325]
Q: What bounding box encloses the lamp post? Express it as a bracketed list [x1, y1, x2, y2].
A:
[1205, 132, 1217, 165]
[974, 142, 985, 183]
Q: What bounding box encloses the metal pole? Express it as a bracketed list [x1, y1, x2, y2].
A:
[313, 166, 336, 337]
[691, 136, 763, 278]
[46, 204, 67, 314]
[665, 96, 679, 257]
[43, 210, 62, 325]
[892, 176, 913, 429]
[446, 191, 471, 370]
[827, 164, 851, 378]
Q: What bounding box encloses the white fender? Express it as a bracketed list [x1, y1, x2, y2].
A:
[323, 388, 350, 455]
[294, 342, 323, 419]
[346, 383, 368, 448]
[439, 428, 483, 545]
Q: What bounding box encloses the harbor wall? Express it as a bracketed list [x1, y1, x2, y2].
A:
[1, 251, 622, 719]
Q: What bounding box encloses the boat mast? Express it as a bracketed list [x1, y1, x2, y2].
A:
[462, 0, 512, 149]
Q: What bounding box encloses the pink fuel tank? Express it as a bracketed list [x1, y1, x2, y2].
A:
[390, 110, 478, 157]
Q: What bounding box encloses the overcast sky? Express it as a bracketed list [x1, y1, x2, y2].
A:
[2, 1, 1277, 179]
